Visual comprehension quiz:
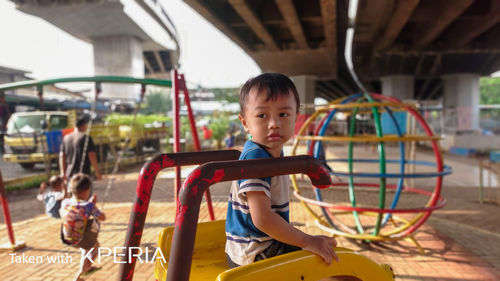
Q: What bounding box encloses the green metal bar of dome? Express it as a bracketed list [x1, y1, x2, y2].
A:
[0, 76, 172, 92]
[347, 98, 365, 234]
[365, 93, 387, 236]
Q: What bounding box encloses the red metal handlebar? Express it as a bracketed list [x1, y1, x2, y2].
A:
[118, 150, 240, 281]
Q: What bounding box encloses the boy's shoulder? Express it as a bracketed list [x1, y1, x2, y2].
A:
[240, 140, 272, 160]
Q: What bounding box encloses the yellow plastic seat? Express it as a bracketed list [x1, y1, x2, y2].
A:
[155, 220, 229, 281]
[155, 220, 394, 281]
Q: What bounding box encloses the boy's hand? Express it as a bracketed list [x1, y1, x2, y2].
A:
[303, 235, 339, 265]
[90, 195, 98, 204]
[39, 182, 48, 192]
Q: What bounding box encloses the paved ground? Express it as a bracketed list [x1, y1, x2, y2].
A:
[0, 145, 499, 280]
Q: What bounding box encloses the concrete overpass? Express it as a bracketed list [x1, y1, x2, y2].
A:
[184, 0, 500, 135]
[11, 0, 180, 99]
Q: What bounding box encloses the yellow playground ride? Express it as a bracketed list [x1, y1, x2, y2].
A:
[119, 151, 395, 281]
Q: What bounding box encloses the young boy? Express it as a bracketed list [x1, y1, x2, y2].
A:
[225, 73, 338, 267]
[37, 175, 67, 218]
[60, 173, 106, 281]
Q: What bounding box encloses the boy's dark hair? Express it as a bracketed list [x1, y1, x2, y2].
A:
[49, 175, 62, 187]
[239, 73, 300, 116]
[69, 173, 92, 195]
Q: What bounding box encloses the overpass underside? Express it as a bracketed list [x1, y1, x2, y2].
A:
[185, 0, 500, 136]
[185, 0, 499, 100]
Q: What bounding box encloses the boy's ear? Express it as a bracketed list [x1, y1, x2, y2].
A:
[238, 114, 249, 133]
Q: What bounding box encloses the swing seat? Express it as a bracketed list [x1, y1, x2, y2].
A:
[154, 220, 395, 281]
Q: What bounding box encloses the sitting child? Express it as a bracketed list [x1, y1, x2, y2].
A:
[225, 73, 338, 268]
[37, 175, 67, 218]
[60, 173, 106, 281]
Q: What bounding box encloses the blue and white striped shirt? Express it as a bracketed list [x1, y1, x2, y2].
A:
[225, 140, 291, 265]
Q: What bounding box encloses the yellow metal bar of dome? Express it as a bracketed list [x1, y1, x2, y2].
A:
[296, 135, 441, 142]
[315, 218, 413, 241]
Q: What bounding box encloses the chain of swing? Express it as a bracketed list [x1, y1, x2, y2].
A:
[79, 82, 147, 210]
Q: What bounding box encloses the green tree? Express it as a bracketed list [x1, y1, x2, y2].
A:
[212, 87, 239, 103]
[141, 90, 172, 114]
[480, 77, 500, 118]
[208, 112, 231, 149]
[480, 77, 500, 104]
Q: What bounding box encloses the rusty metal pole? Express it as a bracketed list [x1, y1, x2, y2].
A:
[179, 74, 216, 221]
[171, 70, 182, 213]
[0, 171, 26, 252]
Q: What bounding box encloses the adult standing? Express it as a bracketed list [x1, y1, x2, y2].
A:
[59, 115, 102, 187]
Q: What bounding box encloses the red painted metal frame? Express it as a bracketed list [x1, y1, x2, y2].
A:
[171, 70, 182, 212]
[0, 172, 17, 246]
[170, 71, 216, 220]
[166, 155, 332, 281]
[118, 150, 240, 281]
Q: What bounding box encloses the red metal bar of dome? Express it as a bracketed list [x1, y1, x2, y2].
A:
[166, 155, 331, 281]
[370, 93, 444, 237]
[118, 150, 240, 281]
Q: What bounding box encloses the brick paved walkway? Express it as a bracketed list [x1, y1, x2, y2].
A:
[0, 146, 499, 280]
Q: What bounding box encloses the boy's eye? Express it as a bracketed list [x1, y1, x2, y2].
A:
[280, 113, 289, 117]
[257, 113, 266, 118]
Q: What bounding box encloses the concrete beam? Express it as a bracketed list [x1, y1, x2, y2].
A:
[320, 0, 336, 48]
[251, 48, 336, 78]
[381, 75, 414, 100]
[415, 55, 440, 100]
[291, 75, 316, 115]
[275, 0, 309, 49]
[375, 0, 419, 51]
[143, 54, 154, 74]
[228, 0, 280, 51]
[443, 0, 500, 48]
[153, 51, 166, 73]
[442, 73, 480, 131]
[183, 0, 253, 53]
[414, 0, 474, 50]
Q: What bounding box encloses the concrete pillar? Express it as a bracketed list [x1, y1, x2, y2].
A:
[92, 35, 144, 100]
[291, 75, 316, 115]
[380, 75, 414, 101]
[442, 73, 480, 132]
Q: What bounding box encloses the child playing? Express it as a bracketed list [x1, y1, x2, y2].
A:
[37, 175, 67, 218]
[225, 73, 338, 267]
[60, 173, 106, 281]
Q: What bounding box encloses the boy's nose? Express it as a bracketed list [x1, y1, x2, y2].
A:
[269, 117, 281, 129]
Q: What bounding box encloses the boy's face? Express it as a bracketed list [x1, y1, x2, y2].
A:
[52, 182, 63, 192]
[239, 88, 297, 157]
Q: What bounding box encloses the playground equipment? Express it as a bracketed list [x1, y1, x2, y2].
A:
[119, 151, 395, 281]
[0, 171, 26, 252]
[291, 93, 452, 246]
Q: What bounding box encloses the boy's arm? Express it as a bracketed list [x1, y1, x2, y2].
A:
[247, 191, 338, 265]
[37, 182, 47, 201]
